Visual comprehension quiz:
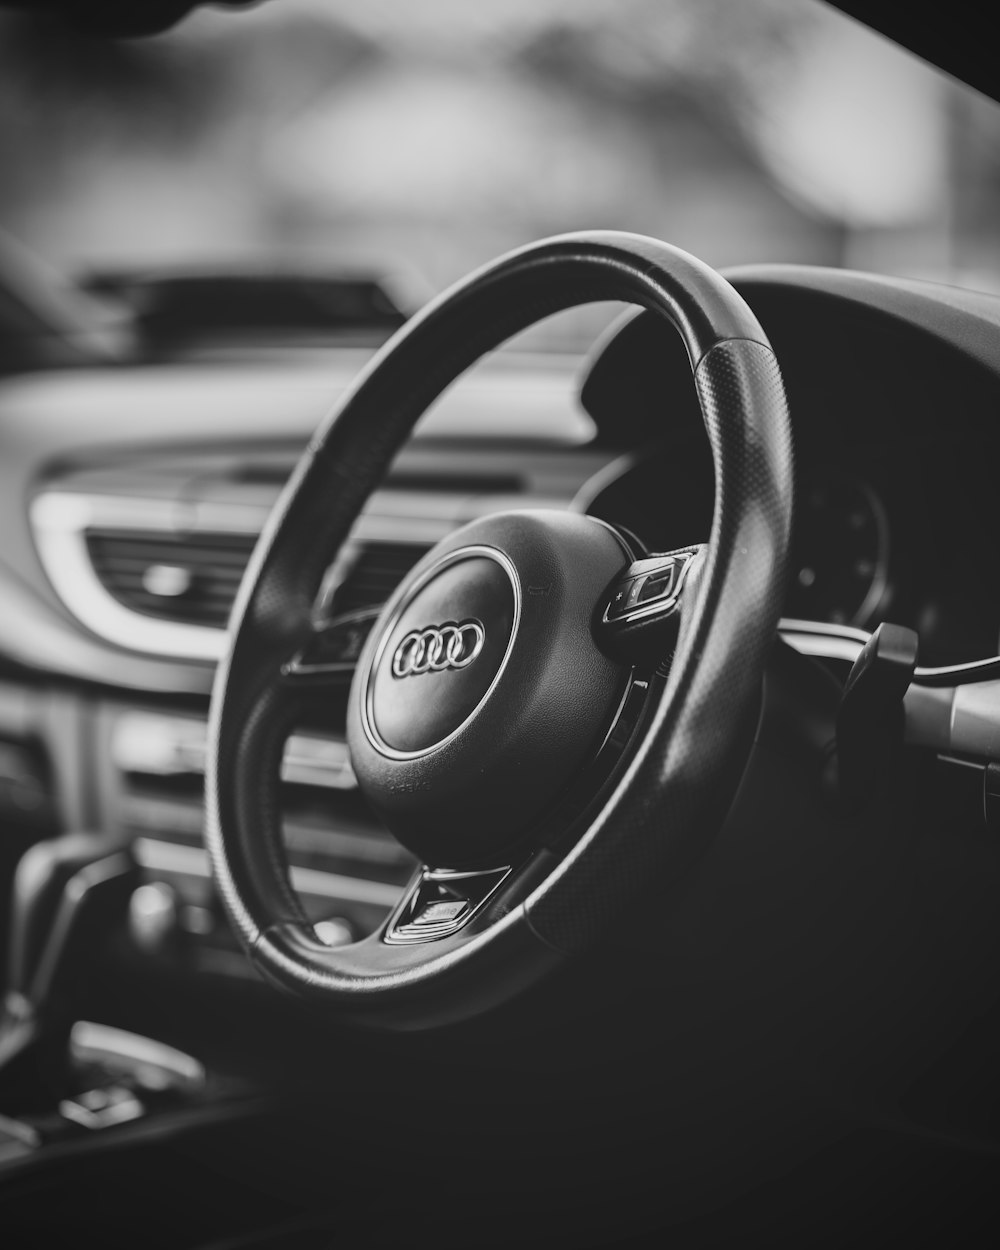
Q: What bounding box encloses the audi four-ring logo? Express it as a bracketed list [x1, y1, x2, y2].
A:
[391, 619, 486, 678]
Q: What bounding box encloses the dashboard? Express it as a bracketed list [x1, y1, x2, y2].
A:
[3, 261, 1000, 977]
[581, 265, 1000, 666]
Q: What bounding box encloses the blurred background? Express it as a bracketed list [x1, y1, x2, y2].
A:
[1, 0, 999, 349]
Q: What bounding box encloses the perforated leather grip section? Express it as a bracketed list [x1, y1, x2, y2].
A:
[203, 231, 793, 1016]
[524, 338, 792, 950]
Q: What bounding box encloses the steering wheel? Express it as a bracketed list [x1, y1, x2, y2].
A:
[204, 232, 793, 1028]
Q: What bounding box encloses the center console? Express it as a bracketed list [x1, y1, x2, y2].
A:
[24, 434, 616, 978]
[94, 704, 416, 975]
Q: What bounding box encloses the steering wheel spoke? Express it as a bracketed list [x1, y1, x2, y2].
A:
[383, 864, 513, 944]
[597, 545, 705, 666]
[279, 607, 380, 688]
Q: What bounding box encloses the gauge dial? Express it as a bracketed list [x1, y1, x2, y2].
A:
[786, 474, 889, 626]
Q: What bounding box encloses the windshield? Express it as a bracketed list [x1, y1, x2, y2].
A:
[1, 0, 998, 350]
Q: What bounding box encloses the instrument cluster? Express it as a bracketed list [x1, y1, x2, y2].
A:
[783, 472, 890, 628]
[586, 449, 896, 635]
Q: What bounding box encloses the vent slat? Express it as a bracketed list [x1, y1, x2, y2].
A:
[89, 548, 253, 567]
[330, 543, 424, 616]
[95, 563, 248, 583]
[85, 529, 427, 631]
[95, 551, 252, 568]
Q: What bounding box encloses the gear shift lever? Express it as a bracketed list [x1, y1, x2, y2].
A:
[0, 831, 138, 1109]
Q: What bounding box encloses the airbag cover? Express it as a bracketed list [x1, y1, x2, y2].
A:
[347, 510, 631, 869]
[368, 552, 516, 754]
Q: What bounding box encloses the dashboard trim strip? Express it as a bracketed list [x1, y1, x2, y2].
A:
[133, 838, 403, 910]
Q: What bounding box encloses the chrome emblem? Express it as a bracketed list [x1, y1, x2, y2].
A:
[391, 620, 485, 678]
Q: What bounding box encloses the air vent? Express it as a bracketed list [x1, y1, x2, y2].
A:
[329, 543, 426, 617]
[84, 529, 427, 631]
[32, 489, 460, 660]
[86, 530, 258, 629]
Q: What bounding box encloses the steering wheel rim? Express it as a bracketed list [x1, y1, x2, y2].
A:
[204, 231, 793, 1027]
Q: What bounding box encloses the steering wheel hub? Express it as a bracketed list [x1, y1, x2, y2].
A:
[347, 510, 633, 869]
[363, 546, 518, 757]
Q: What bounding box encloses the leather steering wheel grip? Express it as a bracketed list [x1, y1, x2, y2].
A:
[203, 231, 793, 1022]
[525, 336, 792, 950]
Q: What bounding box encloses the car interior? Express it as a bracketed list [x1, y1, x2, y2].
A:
[1, 0, 1000, 1245]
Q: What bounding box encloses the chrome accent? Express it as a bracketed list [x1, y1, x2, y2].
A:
[69, 1021, 206, 1090]
[30, 490, 448, 663]
[936, 753, 986, 773]
[779, 618, 1000, 765]
[592, 673, 646, 761]
[111, 711, 358, 792]
[778, 617, 869, 665]
[391, 619, 485, 677]
[282, 735, 357, 792]
[779, 618, 1000, 686]
[31, 493, 229, 661]
[141, 563, 193, 598]
[59, 1088, 146, 1130]
[905, 679, 1000, 761]
[383, 865, 512, 944]
[133, 838, 402, 910]
[362, 545, 521, 761]
[0, 1112, 40, 1150]
[313, 918, 354, 947]
[912, 655, 1000, 687]
[129, 882, 179, 956]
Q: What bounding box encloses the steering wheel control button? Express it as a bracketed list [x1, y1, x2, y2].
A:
[410, 899, 468, 926]
[598, 547, 703, 666]
[637, 566, 676, 604]
[348, 511, 633, 868]
[602, 552, 694, 624]
[607, 578, 636, 619]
